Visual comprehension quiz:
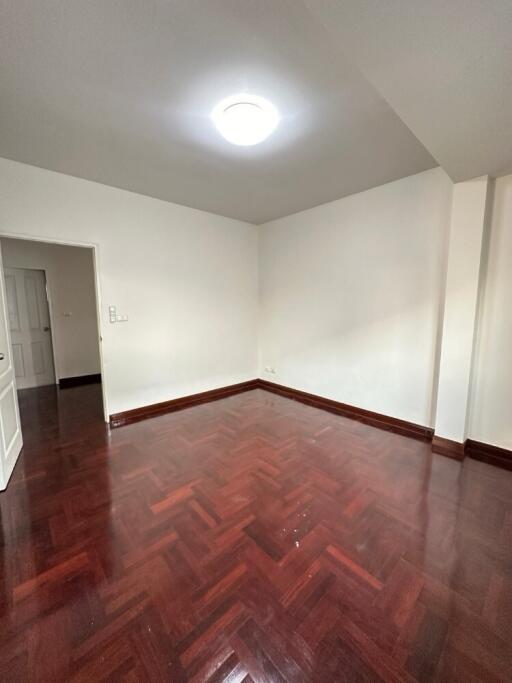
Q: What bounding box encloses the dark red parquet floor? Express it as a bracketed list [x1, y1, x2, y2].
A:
[1, 384, 512, 681]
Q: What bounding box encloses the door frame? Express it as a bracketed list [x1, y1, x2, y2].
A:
[0, 233, 108, 422]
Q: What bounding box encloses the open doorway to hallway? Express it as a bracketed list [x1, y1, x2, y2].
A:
[1, 237, 102, 390]
[0, 236, 105, 489]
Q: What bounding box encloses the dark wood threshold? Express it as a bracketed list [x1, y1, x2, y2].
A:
[432, 435, 465, 461]
[110, 379, 260, 427]
[257, 379, 433, 440]
[59, 373, 102, 388]
[465, 439, 512, 471]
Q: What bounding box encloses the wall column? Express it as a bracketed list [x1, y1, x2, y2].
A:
[432, 176, 489, 458]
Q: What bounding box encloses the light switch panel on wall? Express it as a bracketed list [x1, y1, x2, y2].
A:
[109, 306, 128, 323]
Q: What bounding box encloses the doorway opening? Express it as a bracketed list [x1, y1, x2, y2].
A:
[0, 236, 106, 489]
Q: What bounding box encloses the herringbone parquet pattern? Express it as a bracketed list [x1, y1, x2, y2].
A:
[1, 384, 512, 681]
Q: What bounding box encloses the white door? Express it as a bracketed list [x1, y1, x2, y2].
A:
[0, 248, 23, 489]
[4, 267, 55, 389]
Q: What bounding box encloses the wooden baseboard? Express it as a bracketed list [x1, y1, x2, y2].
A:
[59, 373, 101, 388]
[110, 376, 433, 438]
[432, 435, 465, 461]
[109, 379, 260, 428]
[257, 378, 433, 441]
[108, 376, 512, 472]
[465, 439, 512, 471]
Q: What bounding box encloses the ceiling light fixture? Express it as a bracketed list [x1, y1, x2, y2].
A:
[212, 95, 279, 146]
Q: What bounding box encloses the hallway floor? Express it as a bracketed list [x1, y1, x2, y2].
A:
[0, 384, 511, 681]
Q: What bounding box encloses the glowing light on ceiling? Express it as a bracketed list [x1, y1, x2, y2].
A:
[212, 94, 279, 146]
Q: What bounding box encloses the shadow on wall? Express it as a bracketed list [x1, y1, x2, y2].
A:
[261, 297, 442, 427]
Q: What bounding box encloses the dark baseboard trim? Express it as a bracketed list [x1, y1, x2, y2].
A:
[109, 377, 432, 438]
[59, 373, 102, 388]
[257, 379, 433, 441]
[109, 379, 260, 428]
[465, 439, 512, 471]
[432, 435, 465, 461]
[108, 376, 512, 472]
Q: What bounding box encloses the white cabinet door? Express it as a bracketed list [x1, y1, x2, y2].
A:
[0, 248, 23, 490]
[4, 267, 55, 389]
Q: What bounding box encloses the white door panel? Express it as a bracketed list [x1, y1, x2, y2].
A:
[12, 343, 25, 377]
[0, 246, 23, 490]
[4, 267, 55, 389]
[4, 273, 20, 330]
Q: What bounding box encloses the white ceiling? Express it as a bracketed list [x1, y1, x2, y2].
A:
[306, 0, 512, 182]
[0, 0, 436, 224]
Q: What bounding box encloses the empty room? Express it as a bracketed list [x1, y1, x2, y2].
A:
[0, 1, 511, 681]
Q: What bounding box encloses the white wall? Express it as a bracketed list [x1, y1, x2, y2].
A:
[259, 167, 453, 427]
[3, 156, 509, 450]
[1, 237, 101, 381]
[469, 174, 512, 449]
[0, 158, 259, 417]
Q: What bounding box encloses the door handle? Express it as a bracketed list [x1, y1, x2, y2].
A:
[43, 326, 50, 331]
[0, 353, 4, 360]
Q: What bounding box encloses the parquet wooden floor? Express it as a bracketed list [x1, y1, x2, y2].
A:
[1, 384, 512, 681]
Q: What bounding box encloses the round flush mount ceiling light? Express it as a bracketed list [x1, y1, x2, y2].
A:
[212, 95, 279, 146]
